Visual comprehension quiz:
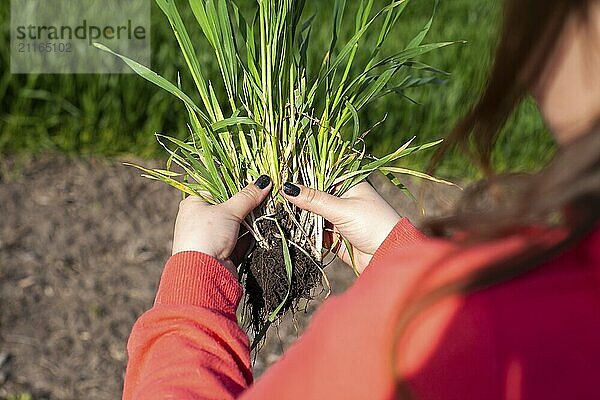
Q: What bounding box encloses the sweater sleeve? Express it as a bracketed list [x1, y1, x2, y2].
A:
[122, 251, 252, 400]
[368, 217, 427, 269]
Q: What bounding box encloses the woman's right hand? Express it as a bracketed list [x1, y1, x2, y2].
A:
[281, 181, 401, 274]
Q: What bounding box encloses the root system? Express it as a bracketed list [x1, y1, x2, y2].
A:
[241, 208, 322, 339]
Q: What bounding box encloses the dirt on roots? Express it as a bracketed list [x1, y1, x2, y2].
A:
[244, 215, 322, 337]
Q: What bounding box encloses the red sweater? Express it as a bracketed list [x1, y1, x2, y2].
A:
[122, 218, 600, 400]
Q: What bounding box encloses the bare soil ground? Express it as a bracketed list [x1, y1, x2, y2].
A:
[0, 154, 461, 400]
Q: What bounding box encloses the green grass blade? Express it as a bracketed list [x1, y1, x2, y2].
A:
[406, 0, 437, 49]
[211, 117, 258, 132]
[155, 0, 216, 120]
[94, 43, 207, 121]
[124, 162, 202, 197]
[380, 166, 458, 186]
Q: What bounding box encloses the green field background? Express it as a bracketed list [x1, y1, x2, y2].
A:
[0, 0, 555, 177]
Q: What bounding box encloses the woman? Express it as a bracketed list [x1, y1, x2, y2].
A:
[122, 0, 600, 398]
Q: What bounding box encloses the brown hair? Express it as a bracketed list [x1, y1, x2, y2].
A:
[394, 0, 600, 397]
[430, 0, 593, 175]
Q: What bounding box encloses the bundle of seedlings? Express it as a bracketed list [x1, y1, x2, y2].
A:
[97, 0, 457, 345]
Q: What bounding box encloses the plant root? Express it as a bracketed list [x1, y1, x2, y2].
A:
[242, 210, 322, 339]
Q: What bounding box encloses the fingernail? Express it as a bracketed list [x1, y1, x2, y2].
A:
[254, 175, 271, 189]
[283, 182, 300, 197]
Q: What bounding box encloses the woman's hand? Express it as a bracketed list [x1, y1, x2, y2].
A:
[172, 175, 272, 277]
[281, 181, 401, 274]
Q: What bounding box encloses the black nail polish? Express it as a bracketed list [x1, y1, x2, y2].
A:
[283, 182, 300, 197]
[254, 175, 271, 189]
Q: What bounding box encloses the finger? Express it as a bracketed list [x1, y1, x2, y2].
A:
[281, 182, 344, 223]
[230, 226, 253, 266]
[339, 181, 376, 199]
[220, 175, 272, 222]
[196, 189, 215, 204]
[179, 191, 212, 209]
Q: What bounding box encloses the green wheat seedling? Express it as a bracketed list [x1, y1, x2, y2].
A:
[96, 0, 458, 344]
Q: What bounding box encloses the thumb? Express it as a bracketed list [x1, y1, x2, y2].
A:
[221, 175, 272, 221]
[282, 182, 344, 223]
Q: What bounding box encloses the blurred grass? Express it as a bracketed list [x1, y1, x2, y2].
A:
[376, 0, 555, 177]
[0, 0, 554, 177]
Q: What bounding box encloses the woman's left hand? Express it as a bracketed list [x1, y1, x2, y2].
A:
[172, 175, 273, 277]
